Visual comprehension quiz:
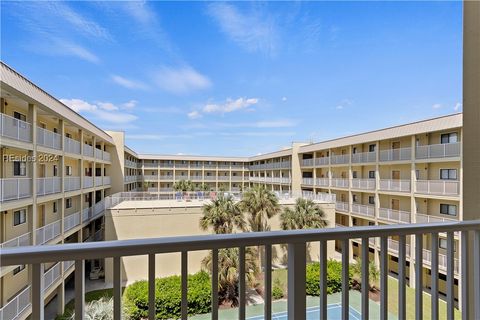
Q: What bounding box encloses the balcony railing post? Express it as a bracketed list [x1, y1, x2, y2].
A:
[319, 240, 327, 320]
[361, 238, 369, 319]
[415, 234, 423, 320]
[211, 249, 219, 320]
[75, 260, 85, 320]
[341, 239, 350, 320]
[113, 257, 122, 320]
[264, 245, 272, 320]
[31, 263, 44, 319]
[287, 242, 306, 320]
[148, 254, 156, 320]
[239, 246, 246, 320]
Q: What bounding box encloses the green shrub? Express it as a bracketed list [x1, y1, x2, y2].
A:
[124, 271, 211, 319]
[305, 260, 353, 296]
[272, 281, 284, 300]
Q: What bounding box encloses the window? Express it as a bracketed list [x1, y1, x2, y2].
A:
[439, 239, 447, 249]
[369, 144, 376, 152]
[352, 171, 358, 179]
[66, 133, 71, 138]
[66, 198, 72, 209]
[53, 165, 58, 177]
[53, 201, 57, 213]
[352, 194, 358, 202]
[352, 218, 357, 225]
[441, 133, 458, 144]
[66, 166, 72, 176]
[368, 196, 375, 205]
[440, 169, 457, 180]
[440, 204, 457, 216]
[352, 147, 357, 154]
[368, 171, 375, 179]
[13, 209, 27, 226]
[13, 111, 27, 121]
[13, 265, 26, 275]
[13, 161, 27, 176]
[53, 128, 58, 133]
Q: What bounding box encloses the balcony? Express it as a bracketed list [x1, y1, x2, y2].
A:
[103, 151, 111, 161]
[331, 178, 349, 188]
[103, 176, 111, 185]
[218, 164, 230, 169]
[415, 180, 460, 196]
[83, 176, 93, 188]
[176, 163, 189, 169]
[3, 222, 477, 320]
[125, 159, 137, 168]
[379, 179, 411, 192]
[379, 147, 411, 162]
[315, 157, 329, 166]
[217, 176, 230, 181]
[331, 154, 350, 165]
[351, 178, 376, 190]
[82, 207, 91, 223]
[415, 142, 461, 160]
[335, 201, 349, 212]
[0, 113, 32, 142]
[93, 199, 105, 217]
[0, 178, 32, 202]
[36, 220, 61, 245]
[301, 159, 314, 167]
[94, 176, 103, 186]
[83, 144, 94, 157]
[204, 176, 216, 180]
[352, 151, 376, 163]
[351, 203, 375, 217]
[144, 162, 159, 168]
[64, 176, 80, 192]
[36, 177, 61, 196]
[315, 178, 329, 187]
[64, 137, 81, 154]
[160, 163, 174, 168]
[160, 175, 173, 180]
[36, 127, 61, 150]
[415, 213, 457, 224]
[0, 233, 30, 248]
[143, 175, 158, 181]
[231, 176, 243, 181]
[64, 212, 81, 233]
[124, 175, 136, 183]
[378, 208, 411, 223]
[94, 148, 103, 160]
[301, 177, 314, 185]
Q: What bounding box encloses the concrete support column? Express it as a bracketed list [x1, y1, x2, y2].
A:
[374, 141, 380, 220]
[28, 103, 37, 245]
[409, 135, 417, 288]
[56, 281, 65, 316]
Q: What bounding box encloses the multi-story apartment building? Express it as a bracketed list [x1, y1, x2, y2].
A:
[0, 60, 466, 318]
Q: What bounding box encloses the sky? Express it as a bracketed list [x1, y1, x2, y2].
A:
[1, 1, 463, 156]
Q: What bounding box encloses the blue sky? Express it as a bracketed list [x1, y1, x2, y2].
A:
[1, 1, 462, 156]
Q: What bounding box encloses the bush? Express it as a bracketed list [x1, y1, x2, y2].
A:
[124, 271, 211, 319]
[272, 281, 284, 300]
[68, 297, 114, 320]
[305, 260, 353, 296]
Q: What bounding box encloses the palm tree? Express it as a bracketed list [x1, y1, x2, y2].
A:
[240, 185, 280, 232]
[351, 258, 380, 291]
[280, 198, 329, 230]
[173, 180, 194, 192]
[202, 247, 259, 307]
[199, 195, 246, 234]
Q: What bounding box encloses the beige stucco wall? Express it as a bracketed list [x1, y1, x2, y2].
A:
[104, 201, 335, 285]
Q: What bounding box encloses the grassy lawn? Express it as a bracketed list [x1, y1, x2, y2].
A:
[272, 268, 461, 320]
[56, 288, 114, 320]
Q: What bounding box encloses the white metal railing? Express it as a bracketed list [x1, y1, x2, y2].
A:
[351, 203, 375, 217]
[83, 176, 93, 188]
[36, 127, 61, 150]
[160, 162, 175, 168]
[124, 175, 136, 183]
[95, 176, 102, 187]
[314, 157, 329, 166]
[64, 176, 81, 192]
[175, 163, 189, 168]
[64, 212, 81, 232]
[125, 159, 138, 168]
[415, 213, 457, 224]
[330, 154, 350, 165]
[302, 178, 314, 185]
[301, 159, 314, 167]
[351, 178, 376, 190]
[204, 176, 216, 181]
[0, 113, 32, 142]
[249, 162, 291, 170]
[94, 148, 103, 160]
[83, 144, 94, 157]
[44, 263, 61, 291]
[0, 233, 30, 249]
[217, 176, 229, 181]
[351, 151, 376, 163]
[3, 221, 477, 320]
[331, 178, 349, 188]
[160, 175, 173, 180]
[64, 137, 81, 154]
[0, 178, 32, 202]
[103, 151, 111, 161]
[315, 178, 329, 187]
[103, 176, 111, 185]
[36, 220, 61, 245]
[379, 179, 411, 192]
[415, 142, 461, 159]
[250, 176, 291, 184]
[36, 177, 61, 196]
[335, 201, 349, 212]
[0, 285, 31, 320]
[422, 249, 459, 274]
[190, 175, 203, 180]
[379, 147, 411, 161]
[63, 260, 75, 272]
[415, 180, 460, 196]
[82, 207, 91, 223]
[143, 175, 158, 181]
[378, 208, 411, 223]
[93, 199, 105, 217]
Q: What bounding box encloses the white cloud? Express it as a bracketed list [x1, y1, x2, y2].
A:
[215, 119, 297, 128]
[122, 100, 138, 110]
[52, 39, 100, 63]
[203, 98, 259, 114]
[221, 131, 295, 137]
[207, 3, 278, 55]
[111, 75, 148, 90]
[282, 97, 287, 102]
[60, 98, 137, 124]
[432, 103, 442, 109]
[153, 66, 211, 94]
[187, 111, 202, 119]
[336, 99, 353, 110]
[454, 102, 462, 111]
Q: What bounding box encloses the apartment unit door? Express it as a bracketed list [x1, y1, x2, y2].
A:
[392, 141, 400, 160]
[392, 170, 401, 180]
[391, 199, 400, 211]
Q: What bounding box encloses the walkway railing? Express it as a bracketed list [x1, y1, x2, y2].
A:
[1, 221, 479, 320]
